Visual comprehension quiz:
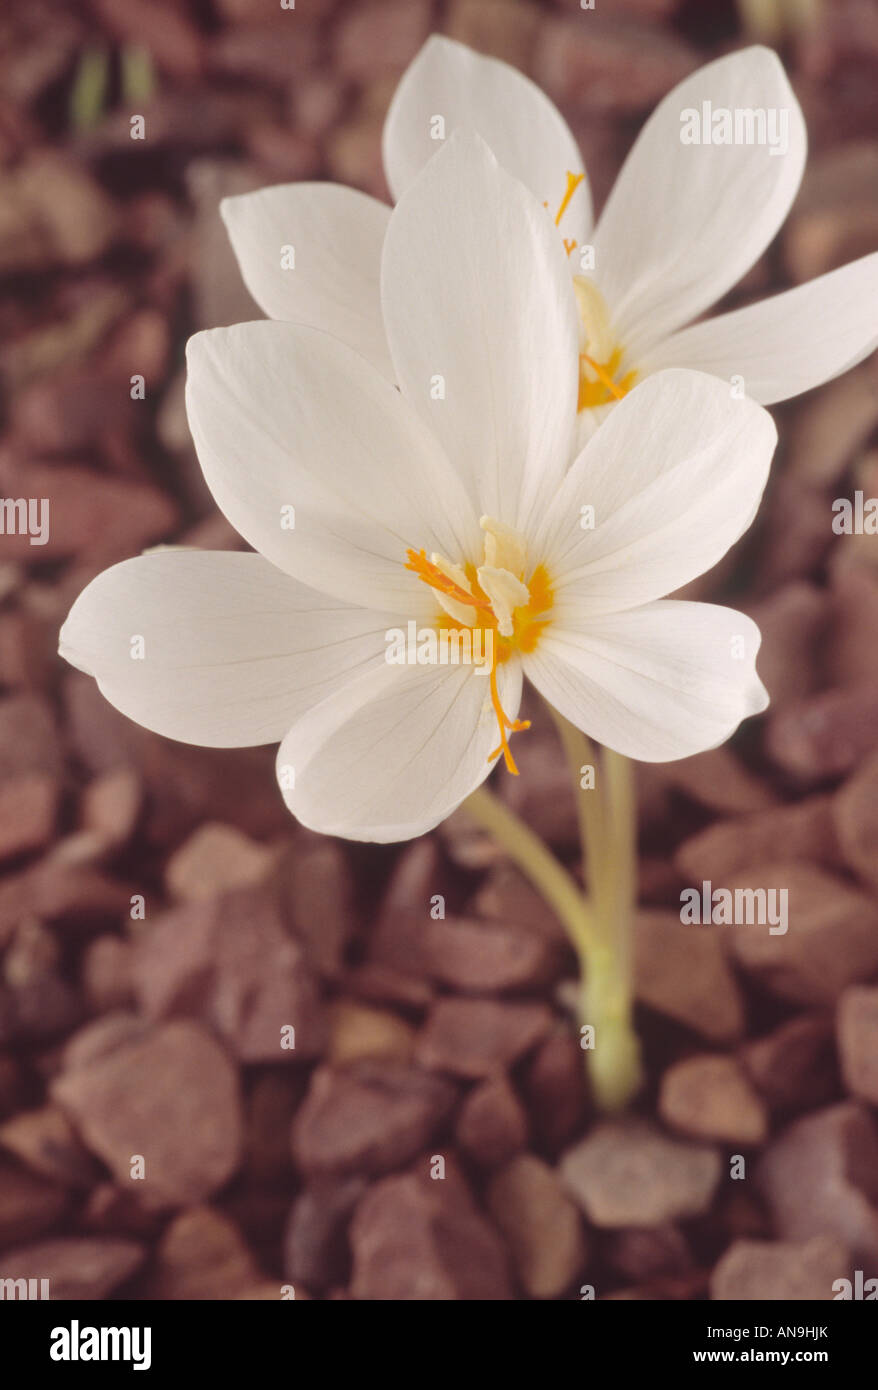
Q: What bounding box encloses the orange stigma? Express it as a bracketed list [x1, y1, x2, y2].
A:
[404, 535, 553, 778]
[488, 658, 531, 776]
[405, 549, 492, 611]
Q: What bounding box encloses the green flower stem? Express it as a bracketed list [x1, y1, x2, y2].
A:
[584, 745, 642, 1111]
[464, 722, 643, 1113]
[546, 708, 604, 907]
[463, 784, 594, 959]
[558, 722, 641, 1112]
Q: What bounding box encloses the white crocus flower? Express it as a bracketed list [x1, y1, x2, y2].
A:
[60, 134, 774, 844]
[223, 39, 878, 447]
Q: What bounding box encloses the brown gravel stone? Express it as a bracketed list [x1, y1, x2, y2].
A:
[335, 0, 431, 81]
[0, 973, 82, 1047]
[455, 1073, 528, 1168]
[607, 1225, 694, 1283]
[0, 153, 119, 271]
[164, 822, 277, 902]
[0, 693, 63, 780]
[328, 1000, 416, 1066]
[243, 1074, 302, 1186]
[215, 0, 336, 21]
[756, 1103, 878, 1264]
[92, 0, 203, 78]
[560, 1122, 721, 1228]
[744, 583, 828, 708]
[499, 729, 579, 851]
[291, 1062, 457, 1178]
[742, 1014, 839, 1114]
[284, 1177, 366, 1293]
[61, 1012, 146, 1072]
[186, 159, 263, 330]
[148, 1206, 261, 1300]
[659, 1055, 769, 1146]
[350, 1165, 513, 1300]
[52, 1020, 242, 1210]
[209, 25, 320, 86]
[784, 145, 878, 283]
[415, 998, 553, 1078]
[342, 962, 434, 1011]
[0, 1103, 100, 1187]
[472, 862, 568, 949]
[282, 836, 356, 980]
[81, 935, 135, 1012]
[661, 747, 776, 814]
[487, 1154, 586, 1299]
[0, 772, 59, 861]
[0, 1236, 143, 1300]
[521, 1035, 587, 1152]
[837, 986, 878, 1104]
[635, 910, 746, 1043]
[675, 797, 841, 883]
[235, 1282, 295, 1300]
[787, 362, 878, 485]
[0, 608, 55, 691]
[80, 769, 142, 851]
[445, 0, 541, 69]
[133, 887, 327, 1063]
[79, 1184, 163, 1240]
[325, 110, 387, 198]
[423, 915, 555, 993]
[756, 478, 834, 592]
[0, 1157, 68, 1246]
[286, 73, 346, 140]
[0, 1053, 24, 1119]
[765, 683, 878, 782]
[535, 13, 697, 114]
[832, 750, 878, 890]
[368, 836, 439, 978]
[711, 1236, 850, 1301]
[3, 915, 57, 985]
[728, 864, 878, 1005]
[0, 456, 178, 566]
[827, 569, 878, 687]
[11, 368, 136, 454]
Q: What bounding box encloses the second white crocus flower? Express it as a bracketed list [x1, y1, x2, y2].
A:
[223, 40, 878, 444]
[60, 134, 774, 843]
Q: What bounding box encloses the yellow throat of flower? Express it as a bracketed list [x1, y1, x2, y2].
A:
[542, 171, 637, 414]
[573, 276, 637, 412]
[405, 517, 553, 776]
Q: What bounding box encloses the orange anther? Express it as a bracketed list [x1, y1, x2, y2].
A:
[404, 549, 492, 611]
[554, 171, 585, 228]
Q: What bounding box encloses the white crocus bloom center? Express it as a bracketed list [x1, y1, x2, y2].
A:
[573, 275, 637, 411]
[404, 516, 554, 775]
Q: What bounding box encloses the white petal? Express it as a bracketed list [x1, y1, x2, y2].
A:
[276, 657, 523, 842]
[383, 35, 591, 245]
[531, 369, 776, 616]
[525, 601, 768, 762]
[185, 320, 481, 613]
[638, 251, 878, 404]
[59, 550, 397, 748]
[221, 183, 394, 380]
[593, 47, 807, 359]
[381, 129, 580, 527]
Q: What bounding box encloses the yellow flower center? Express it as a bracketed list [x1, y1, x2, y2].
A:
[573, 275, 637, 411]
[542, 172, 637, 414]
[404, 517, 553, 776]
